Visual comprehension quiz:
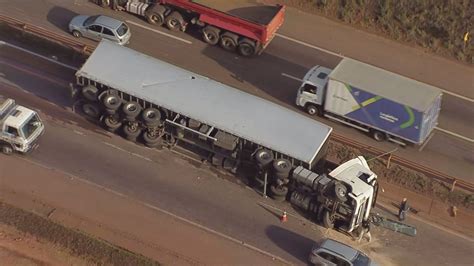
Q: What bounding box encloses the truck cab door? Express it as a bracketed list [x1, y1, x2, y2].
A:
[5, 126, 21, 149]
[297, 82, 321, 106]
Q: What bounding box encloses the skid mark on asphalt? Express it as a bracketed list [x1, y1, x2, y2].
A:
[126, 20, 192, 44]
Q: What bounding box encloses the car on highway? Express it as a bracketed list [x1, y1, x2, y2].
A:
[309, 238, 376, 266]
[68, 15, 131, 45]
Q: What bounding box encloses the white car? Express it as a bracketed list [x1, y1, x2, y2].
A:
[68, 15, 131, 45]
[309, 238, 377, 266]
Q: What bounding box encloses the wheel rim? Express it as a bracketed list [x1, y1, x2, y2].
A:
[308, 107, 316, 115]
[239, 43, 254, 56]
[169, 19, 179, 29]
[222, 37, 236, 50]
[276, 160, 289, 169]
[73, 31, 80, 37]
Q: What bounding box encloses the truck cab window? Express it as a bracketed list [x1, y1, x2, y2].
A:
[6, 126, 19, 137]
[303, 83, 317, 94]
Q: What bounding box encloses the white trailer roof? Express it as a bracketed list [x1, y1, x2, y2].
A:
[76, 40, 332, 165]
[330, 58, 442, 112]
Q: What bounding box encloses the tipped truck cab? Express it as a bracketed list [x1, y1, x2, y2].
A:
[0, 97, 44, 154]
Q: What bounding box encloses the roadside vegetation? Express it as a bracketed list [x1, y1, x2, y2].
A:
[266, 0, 473, 64]
[327, 141, 474, 211]
[0, 202, 160, 266]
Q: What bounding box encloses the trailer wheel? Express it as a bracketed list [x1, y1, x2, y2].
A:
[334, 181, 348, 202]
[82, 103, 101, 119]
[123, 123, 141, 141]
[270, 185, 288, 202]
[82, 85, 99, 102]
[103, 114, 122, 132]
[122, 101, 141, 121]
[322, 210, 335, 229]
[202, 26, 220, 45]
[272, 158, 292, 179]
[165, 11, 184, 31]
[103, 93, 121, 111]
[220, 32, 238, 51]
[72, 30, 82, 38]
[255, 149, 274, 168]
[372, 130, 387, 142]
[306, 104, 320, 116]
[143, 130, 162, 148]
[238, 38, 256, 57]
[141, 107, 162, 127]
[1, 143, 13, 155]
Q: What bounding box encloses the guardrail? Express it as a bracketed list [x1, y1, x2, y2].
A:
[1, 14, 473, 193]
[0, 13, 95, 55]
[331, 134, 474, 193]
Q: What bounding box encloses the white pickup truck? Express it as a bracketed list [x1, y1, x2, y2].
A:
[0, 97, 44, 155]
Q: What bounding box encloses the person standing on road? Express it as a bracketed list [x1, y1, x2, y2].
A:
[398, 198, 409, 221]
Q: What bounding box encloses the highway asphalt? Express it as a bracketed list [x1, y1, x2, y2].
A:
[1, 44, 473, 265]
[1, 0, 472, 181]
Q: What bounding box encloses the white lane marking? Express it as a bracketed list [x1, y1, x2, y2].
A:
[281, 72, 302, 82]
[102, 141, 153, 161]
[276, 33, 342, 57]
[0, 41, 78, 71]
[277, 35, 474, 103]
[16, 156, 290, 264]
[435, 127, 474, 143]
[126, 20, 192, 44]
[73, 130, 85, 136]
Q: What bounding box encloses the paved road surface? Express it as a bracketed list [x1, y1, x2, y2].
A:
[0, 50, 473, 266]
[1, 0, 472, 181]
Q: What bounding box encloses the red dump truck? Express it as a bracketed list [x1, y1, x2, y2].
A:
[92, 0, 285, 56]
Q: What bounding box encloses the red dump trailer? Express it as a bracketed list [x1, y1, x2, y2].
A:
[93, 0, 285, 56]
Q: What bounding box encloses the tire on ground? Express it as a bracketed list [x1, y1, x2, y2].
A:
[255, 148, 274, 169]
[306, 104, 320, 116]
[270, 185, 288, 202]
[103, 114, 122, 132]
[219, 32, 239, 51]
[82, 102, 101, 118]
[237, 38, 256, 57]
[141, 107, 162, 127]
[82, 85, 99, 102]
[165, 11, 184, 31]
[371, 130, 387, 142]
[143, 130, 162, 147]
[122, 101, 142, 121]
[123, 123, 141, 141]
[202, 26, 220, 45]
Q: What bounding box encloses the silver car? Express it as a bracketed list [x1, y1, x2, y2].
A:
[68, 15, 131, 45]
[309, 238, 377, 266]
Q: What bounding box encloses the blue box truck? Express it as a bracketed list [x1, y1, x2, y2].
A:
[296, 58, 442, 145]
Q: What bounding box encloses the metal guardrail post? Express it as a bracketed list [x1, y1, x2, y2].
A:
[450, 180, 457, 192]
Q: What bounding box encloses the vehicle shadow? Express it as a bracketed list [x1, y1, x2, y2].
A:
[46, 6, 80, 32]
[265, 224, 314, 264]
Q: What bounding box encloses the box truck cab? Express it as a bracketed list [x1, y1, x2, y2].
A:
[0, 97, 44, 155]
[296, 65, 332, 116]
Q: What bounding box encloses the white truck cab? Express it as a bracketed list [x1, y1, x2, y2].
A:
[0, 97, 44, 154]
[296, 65, 332, 115]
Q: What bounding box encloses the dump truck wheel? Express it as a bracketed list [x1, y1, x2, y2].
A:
[202, 26, 220, 45]
[220, 32, 238, 51]
[165, 11, 184, 31]
[238, 38, 256, 57]
[146, 6, 166, 26]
